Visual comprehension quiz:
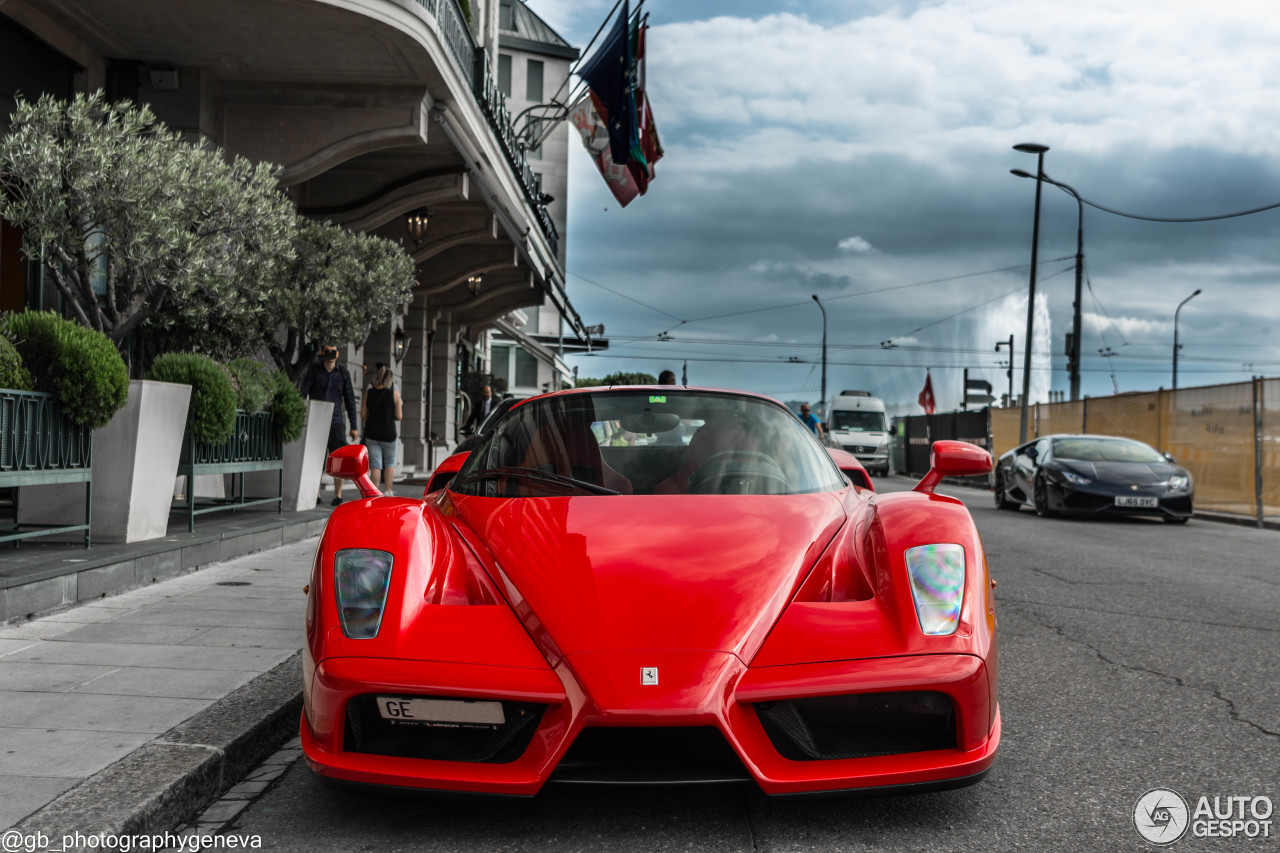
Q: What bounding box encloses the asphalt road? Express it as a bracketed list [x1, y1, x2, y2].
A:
[229, 477, 1279, 852]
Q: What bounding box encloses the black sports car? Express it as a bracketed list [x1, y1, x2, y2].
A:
[993, 434, 1193, 523]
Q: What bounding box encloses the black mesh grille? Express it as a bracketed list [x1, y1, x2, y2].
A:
[551, 727, 750, 783]
[344, 695, 545, 763]
[755, 691, 956, 761]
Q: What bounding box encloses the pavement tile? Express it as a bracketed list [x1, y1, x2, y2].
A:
[0, 727, 151, 777]
[2, 640, 292, 671]
[0, 639, 39, 657]
[182, 627, 300, 649]
[165, 594, 297, 612]
[0, 620, 89, 640]
[196, 798, 250, 824]
[69, 666, 259, 700]
[0, 691, 208, 733]
[52, 622, 209, 645]
[0, 661, 118, 692]
[35, 605, 139, 624]
[128, 607, 299, 629]
[0, 776, 77, 830]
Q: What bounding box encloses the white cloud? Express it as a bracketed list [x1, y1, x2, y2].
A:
[646, 1, 1280, 172]
[838, 236, 873, 253]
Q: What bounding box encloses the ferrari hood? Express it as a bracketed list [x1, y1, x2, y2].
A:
[459, 494, 846, 661]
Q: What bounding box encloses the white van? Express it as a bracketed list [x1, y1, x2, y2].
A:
[827, 391, 889, 476]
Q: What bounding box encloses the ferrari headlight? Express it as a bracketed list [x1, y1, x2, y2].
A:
[1062, 471, 1091, 486]
[334, 549, 393, 639]
[1167, 474, 1190, 491]
[904, 544, 965, 636]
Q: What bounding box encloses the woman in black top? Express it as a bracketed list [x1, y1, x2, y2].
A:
[361, 366, 403, 492]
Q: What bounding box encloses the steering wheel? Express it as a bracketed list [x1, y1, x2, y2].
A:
[688, 450, 791, 495]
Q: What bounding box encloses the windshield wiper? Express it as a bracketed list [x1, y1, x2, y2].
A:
[453, 466, 621, 496]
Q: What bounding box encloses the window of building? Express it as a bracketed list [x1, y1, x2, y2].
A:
[515, 346, 538, 388]
[526, 59, 543, 102]
[491, 343, 512, 386]
[524, 118, 542, 160]
[497, 53, 512, 98]
[499, 1, 515, 31]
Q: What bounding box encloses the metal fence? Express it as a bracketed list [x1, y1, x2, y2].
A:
[0, 389, 92, 545]
[175, 410, 283, 531]
[989, 378, 1278, 524]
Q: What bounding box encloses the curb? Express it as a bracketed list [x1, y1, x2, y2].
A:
[14, 652, 302, 843]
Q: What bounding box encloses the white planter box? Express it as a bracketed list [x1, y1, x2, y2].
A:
[20, 380, 192, 543]
[244, 399, 333, 511]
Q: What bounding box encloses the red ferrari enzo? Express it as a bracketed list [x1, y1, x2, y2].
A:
[302, 387, 999, 796]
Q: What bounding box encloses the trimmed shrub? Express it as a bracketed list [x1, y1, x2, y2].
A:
[8, 311, 128, 429]
[148, 353, 237, 444]
[0, 317, 33, 391]
[269, 369, 307, 443]
[228, 358, 273, 413]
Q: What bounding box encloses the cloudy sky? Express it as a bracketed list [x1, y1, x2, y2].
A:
[531, 0, 1280, 414]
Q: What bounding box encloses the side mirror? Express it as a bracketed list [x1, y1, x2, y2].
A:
[326, 445, 381, 497]
[1025, 446, 1038, 460]
[914, 440, 993, 495]
[1163, 452, 1176, 464]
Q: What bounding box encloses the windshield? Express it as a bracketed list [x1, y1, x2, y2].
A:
[452, 390, 846, 497]
[1052, 437, 1165, 463]
[830, 410, 886, 432]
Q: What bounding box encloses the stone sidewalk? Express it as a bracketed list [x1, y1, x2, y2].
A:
[0, 537, 317, 830]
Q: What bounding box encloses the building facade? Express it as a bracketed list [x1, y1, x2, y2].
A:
[0, 0, 591, 473]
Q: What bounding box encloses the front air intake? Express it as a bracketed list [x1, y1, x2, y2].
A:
[344, 695, 545, 763]
[755, 691, 956, 760]
[551, 727, 751, 784]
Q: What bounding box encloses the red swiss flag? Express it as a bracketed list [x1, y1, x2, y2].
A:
[918, 372, 936, 414]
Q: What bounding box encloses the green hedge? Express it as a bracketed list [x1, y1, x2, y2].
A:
[0, 322, 33, 392]
[228, 358, 273, 413]
[149, 352, 237, 444]
[269, 369, 306, 443]
[9, 311, 128, 429]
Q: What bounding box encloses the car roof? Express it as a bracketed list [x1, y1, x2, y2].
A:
[510, 385, 789, 410]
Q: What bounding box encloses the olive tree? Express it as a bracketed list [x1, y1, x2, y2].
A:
[0, 92, 294, 358]
[266, 216, 418, 383]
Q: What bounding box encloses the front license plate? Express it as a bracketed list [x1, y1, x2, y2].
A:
[376, 696, 505, 728]
[1115, 496, 1158, 508]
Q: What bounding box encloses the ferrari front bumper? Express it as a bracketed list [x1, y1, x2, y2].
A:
[302, 653, 999, 796]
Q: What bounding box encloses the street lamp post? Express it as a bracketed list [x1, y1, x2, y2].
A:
[1013, 143, 1049, 444]
[995, 335, 1015, 406]
[1011, 168, 1085, 402]
[811, 294, 827, 423]
[1172, 288, 1201, 391]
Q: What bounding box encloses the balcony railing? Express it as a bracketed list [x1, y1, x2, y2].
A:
[0, 389, 93, 546]
[408, 0, 559, 256]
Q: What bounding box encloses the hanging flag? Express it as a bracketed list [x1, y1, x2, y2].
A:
[681, 360, 687, 385]
[628, 18, 664, 193]
[569, 93, 642, 207]
[576, 0, 638, 167]
[918, 372, 936, 414]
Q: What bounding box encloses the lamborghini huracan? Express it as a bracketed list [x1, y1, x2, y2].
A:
[302, 387, 1000, 796]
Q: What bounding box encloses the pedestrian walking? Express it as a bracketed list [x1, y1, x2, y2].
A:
[799, 403, 824, 440]
[303, 345, 358, 505]
[361, 365, 403, 493]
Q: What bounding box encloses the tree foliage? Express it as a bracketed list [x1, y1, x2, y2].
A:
[148, 352, 237, 445]
[266, 217, 417, 383]
[0, 93, 296, 356]
[576, 371, 658, 387]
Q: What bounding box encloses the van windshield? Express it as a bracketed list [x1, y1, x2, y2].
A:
[830, 410, 886, 432]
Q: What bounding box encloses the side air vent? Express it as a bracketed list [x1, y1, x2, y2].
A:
[755, 691, 956, 760]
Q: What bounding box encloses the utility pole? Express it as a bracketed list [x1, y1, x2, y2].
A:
[811, 294, 827, 422]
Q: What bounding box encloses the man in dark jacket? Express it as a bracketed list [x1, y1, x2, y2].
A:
[303, 345, 358, 505]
